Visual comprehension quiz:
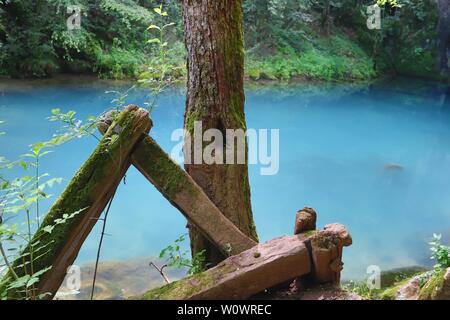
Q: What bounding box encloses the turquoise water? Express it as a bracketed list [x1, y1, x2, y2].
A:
[1, 77, 449, 280]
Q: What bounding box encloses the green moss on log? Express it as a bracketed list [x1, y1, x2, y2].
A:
[0, 106, 150, 298]
[141, 261, 238, 300]
[132, 136, 194, 199]
[419, 269, 446, 300]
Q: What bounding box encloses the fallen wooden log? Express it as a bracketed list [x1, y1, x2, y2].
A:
[97, 113, 257, 256]
[140, 223, 352, 300]
[0, 105, 151, 299]
[131, 136, 257, 256]
[140, 235, 312, 300]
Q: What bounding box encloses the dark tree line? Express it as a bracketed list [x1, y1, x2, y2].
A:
[0, 1, 445, 78]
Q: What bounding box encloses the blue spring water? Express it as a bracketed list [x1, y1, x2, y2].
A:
[0, 77, 449, 280]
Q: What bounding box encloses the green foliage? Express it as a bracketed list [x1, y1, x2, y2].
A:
[0, 0, 161, 78]
[429, 234, 450, 272]
[159, 234, 206, 276]
[0, 119, 88, 299]
[47, 108, 99, 144]
[377, 0, 401, 7]
[337, 0, 441, 79]
[0, 0, 441, 80]
[138, 4, 184, 112]
[343, 280, 375, 299]
[246, 33, 376, 81]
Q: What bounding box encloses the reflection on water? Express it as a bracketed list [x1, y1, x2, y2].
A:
[56, 257, 186, 300]
[1, 76, 450, 286]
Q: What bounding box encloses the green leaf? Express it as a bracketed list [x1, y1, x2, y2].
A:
[39, 150, 53, 157]
[162, 22, 175, 29]
[147, 25, 160, 30]
[19, 161, 28, 170]
[43, 225, 54, 234]
[31, 142, 45, 155]
[32, 266, 52, 278]
[21, 153, 35, 159]
[147, 38, 161, 44]
[7, 275, 30, 290]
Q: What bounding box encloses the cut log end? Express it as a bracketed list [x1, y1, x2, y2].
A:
[294, 207, 317, 234]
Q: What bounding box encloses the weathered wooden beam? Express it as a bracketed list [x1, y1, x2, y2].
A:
[0, 105, 151, 299]
[140, 235, 312, 300]
[309, 223, 352, 284]
[97, 112, 257, 256]
[130, 136, 257, 256]
[140, 224, 353, 300]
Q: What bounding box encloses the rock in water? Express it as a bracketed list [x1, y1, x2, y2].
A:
[396, 276, 422, 300]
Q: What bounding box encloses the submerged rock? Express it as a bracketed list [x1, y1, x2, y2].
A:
[396, 276, 422, 300]
[55, 257, 187, 300]
[384, 163, 404, 170]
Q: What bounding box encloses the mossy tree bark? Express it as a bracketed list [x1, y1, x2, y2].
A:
[0, 105, 151, 299]
[182, 0, 258, 267]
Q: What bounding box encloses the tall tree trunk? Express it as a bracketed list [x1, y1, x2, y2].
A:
[255, 0, 271, 47]
[182, 0, 258, 267]
[437, 0, 449, 73]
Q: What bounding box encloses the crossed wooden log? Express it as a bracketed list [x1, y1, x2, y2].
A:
[0, 106, 352, 300]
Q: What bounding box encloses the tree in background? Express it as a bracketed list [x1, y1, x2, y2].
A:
[181, 0, 259, 267]
[436, 0, 449, 73]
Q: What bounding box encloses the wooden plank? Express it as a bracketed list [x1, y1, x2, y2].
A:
[97, 111, 257, 256]
[140, 235, 311, 300]
[130, 136, 258, 256]
[0, 105, 151, 299]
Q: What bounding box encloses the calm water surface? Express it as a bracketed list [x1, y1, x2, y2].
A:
[1, 76, 449, 280]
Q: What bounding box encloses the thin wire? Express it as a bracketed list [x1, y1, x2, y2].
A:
[90, 191, 117, 300]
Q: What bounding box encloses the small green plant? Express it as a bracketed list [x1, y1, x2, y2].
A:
[105, 86, 136, 110]
[47, 109, 100, 143]
[376, 0, 401, 7]
[0, 122, 71, 299]
[159, 234, 206, 276]
[342, 280, 375, 299]
[429, 234, 450, 272]
[138, 4, 181, 112]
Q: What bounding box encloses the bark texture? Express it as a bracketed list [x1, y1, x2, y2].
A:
[0, 106, 151, 299]
[182, 0, 258, 266]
